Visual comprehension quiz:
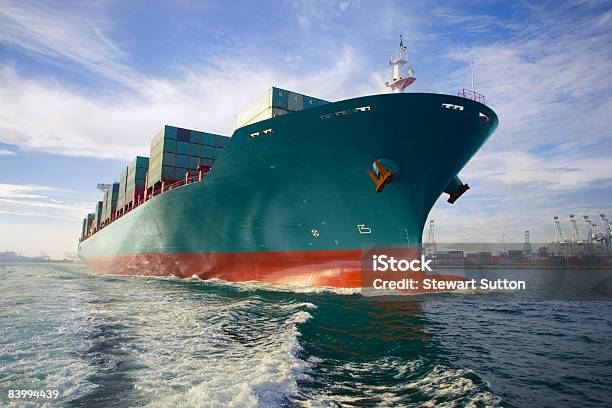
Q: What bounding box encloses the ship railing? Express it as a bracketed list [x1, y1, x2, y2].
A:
[160, 174, 201, 192]
[142, 172, 205, 204]
[85, 171, 208, 239]
[458, 88, 486, 104]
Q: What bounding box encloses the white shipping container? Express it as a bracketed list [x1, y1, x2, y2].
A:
[234, 87, 329, 129]
[234, 88, 272, 130]
[237, 107, 292, 128]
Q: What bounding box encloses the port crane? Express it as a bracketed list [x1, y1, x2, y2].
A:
[553, 216, 570, 255]
[598, 214, 611, 254]
[424, 220, 436, 257]
[568, 215, 585, 254]
[523, 230, 532, 256]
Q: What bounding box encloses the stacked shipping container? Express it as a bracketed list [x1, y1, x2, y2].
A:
[93, 201, 103, 231]
[81, 217, 88, 240]
[83, 213, 94, 238]
[116, 167, 128, 216]
[81, 87, 328, 241]
[233, 87, 329, 129]
[104, 183, 120, 223]
[147, 125, 228, 189]
[124, 156, 149, 210]
[81, 124, 229, 240]
[101, 189, 108, 225]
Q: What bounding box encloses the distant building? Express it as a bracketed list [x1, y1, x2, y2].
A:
[508, 250, 524, 259]
[448, 250, 464, 259]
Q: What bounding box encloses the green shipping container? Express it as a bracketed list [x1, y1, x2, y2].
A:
[271, 87, 289, 110]
[164, 125, 177, 140]
[94, 201, 103, 227]
[135, 166, 147, 179]
[213, 135, 228, 147]
[135, 156, 149, 169]
[162, 152, 175, 166]
[190, 144, 200, 156]
[161, 165, 175, 180]
[189, 156, 200, 169]
[202, 146, 214, 158]
[117, 167, 128, 212]
[203, 133, 214, 146]
[124, 157, 148, 207]
[288, 91, 304, 111]
[104, 183, 120, 221]
[176, 154, 188, 168]
[148, 125, 228, 188]
[191, 131, 203, 145]
[177, 141, 189, 155]
[163, 140, 177, 154]
[176, 167, 188, 179]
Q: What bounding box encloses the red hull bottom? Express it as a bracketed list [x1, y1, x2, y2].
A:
[83, 248, 465, 290]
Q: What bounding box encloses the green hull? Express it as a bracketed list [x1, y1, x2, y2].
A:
[78, 93, 498, 285]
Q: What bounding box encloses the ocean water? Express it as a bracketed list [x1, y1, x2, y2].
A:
[0, 263, 610, 407]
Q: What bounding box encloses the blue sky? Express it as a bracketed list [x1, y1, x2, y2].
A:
[0, 0, 611, 257]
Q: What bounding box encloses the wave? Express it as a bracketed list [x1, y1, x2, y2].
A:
[297, 358, 501, 407]
[120, 295, 315, 407]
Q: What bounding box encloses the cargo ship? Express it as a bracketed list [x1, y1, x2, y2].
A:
[78, 39, 499, 288]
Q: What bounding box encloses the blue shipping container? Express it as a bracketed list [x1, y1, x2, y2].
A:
[177, 127, 191, 142]
[177, 141, 189, 155]
[164, 125, 177, 140]
[176, 154, 188, 168]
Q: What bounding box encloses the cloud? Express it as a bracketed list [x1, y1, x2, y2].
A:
[339, 1, 352, 12]
[464, 150, 612, 189]
[423, 0, 612, 242]
[443, 6, 611, 153]
[0, 183, 91, 220]
[0, 1, 380, 160]
[0, 183, 55, 199]
[0, 43, 361, 159]
[290, 0, 358, 31]
[0, 149, 16, 155]
[432, 6, 513, 34]
[0, 0, 138, 87]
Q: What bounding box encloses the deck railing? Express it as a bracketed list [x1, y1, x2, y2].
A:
[81, 169, 209, 241]
[458, 88, 486, 105]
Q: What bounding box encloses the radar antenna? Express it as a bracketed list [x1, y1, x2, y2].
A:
[385, 35, 416, 93]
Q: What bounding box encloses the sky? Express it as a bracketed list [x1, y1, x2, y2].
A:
[0, 0, 611, 257]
